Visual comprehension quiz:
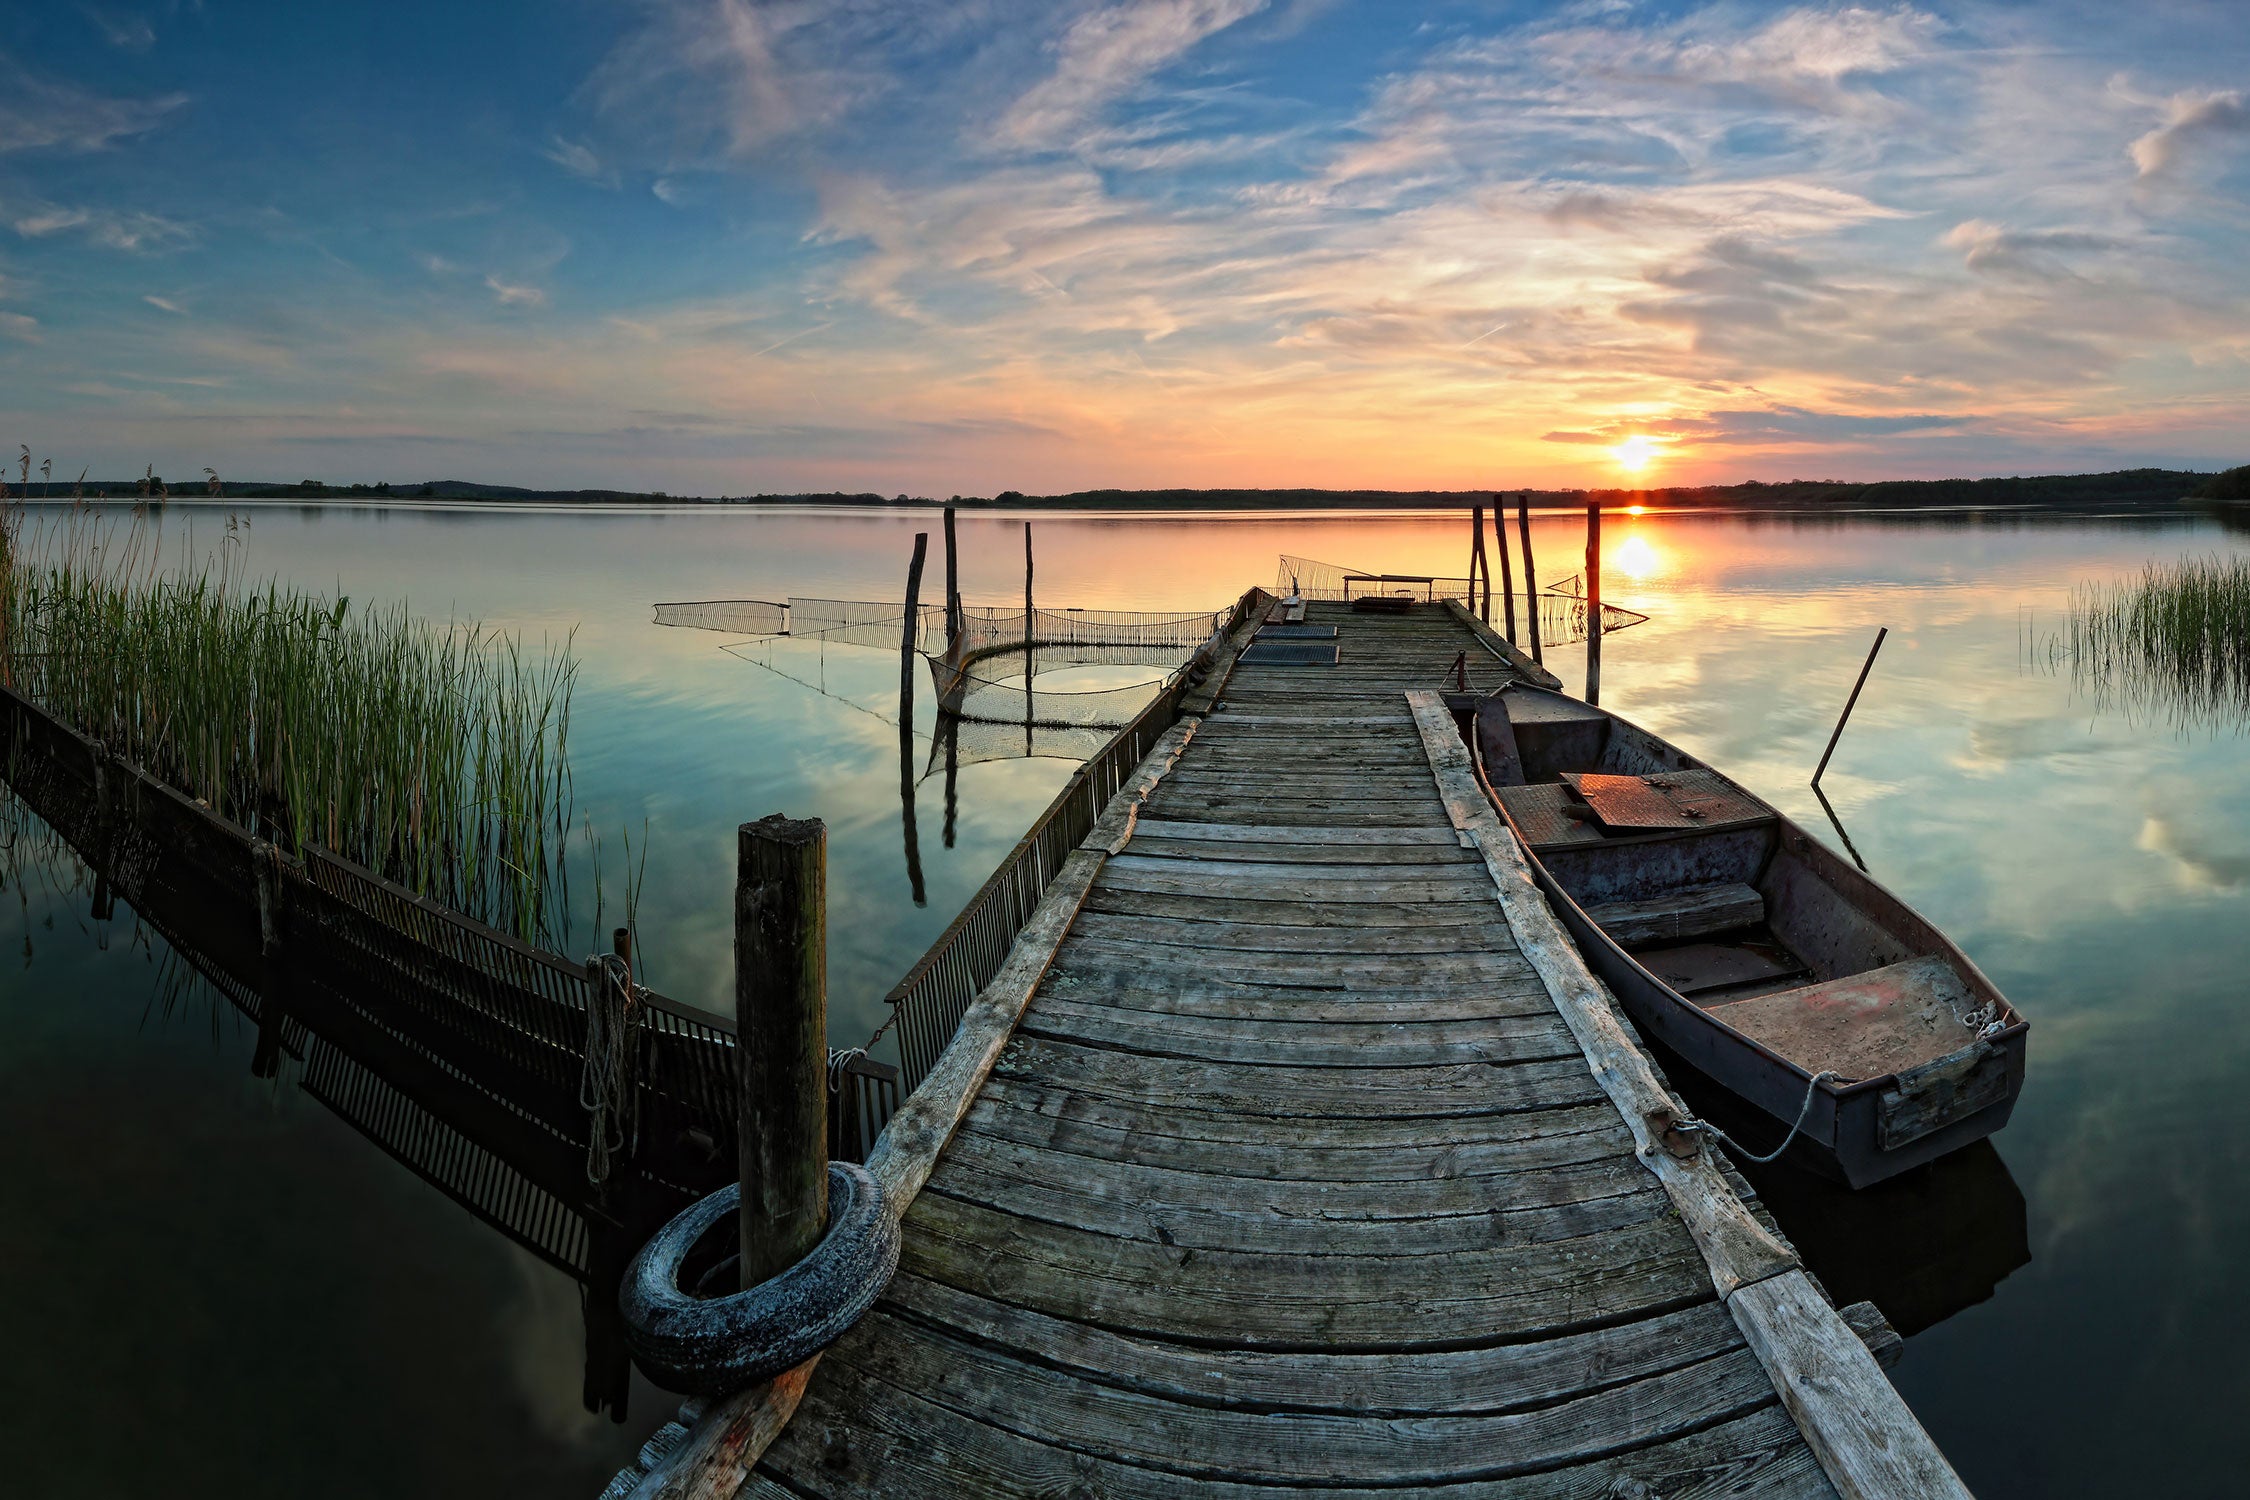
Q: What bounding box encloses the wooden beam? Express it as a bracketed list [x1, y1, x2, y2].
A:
[734, 816, 829, 1288]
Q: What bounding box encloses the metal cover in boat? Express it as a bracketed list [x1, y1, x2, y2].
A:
[1562, 770, 1769, 831]
[1495, 783, 1604, 846]
[1565, 773, 1696, 829]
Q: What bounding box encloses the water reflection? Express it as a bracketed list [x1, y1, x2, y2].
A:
[1747, 1144, 2030, 1339]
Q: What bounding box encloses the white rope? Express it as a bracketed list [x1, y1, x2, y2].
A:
[580, 952, 643, 1187]
[1675, 1069, 1841, 1166]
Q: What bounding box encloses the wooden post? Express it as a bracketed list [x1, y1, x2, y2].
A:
[900, 532, 928, 707]
[1584, 503, 1603, 706]
[1812, 627, 1888, 788]
[735, 816, 830, 1288]
[1516, 494, 1543, 667]
[942, 504, 961, 649]
[1470, 502, 1490, 623]
[1494, 498, 1517, 644]
[1023, 521, 1036, 723]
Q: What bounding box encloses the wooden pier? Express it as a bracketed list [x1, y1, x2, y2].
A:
[642, 599, 1968, 1499]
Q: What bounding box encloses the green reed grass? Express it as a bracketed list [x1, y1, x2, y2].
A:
[0, 501, 581, 947]
[2057, 556, 2250, 730]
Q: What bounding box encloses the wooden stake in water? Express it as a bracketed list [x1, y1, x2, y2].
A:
[1516, 494, 1543, 666]
[735, 815, 830, 1288]
[1470, 502, 1490, 623]
[1584, 503, 1603, 706]
[1494, 498, 1516, 644]
[1812, 627, 1888, 788]
[942, 504, 961, 650]
[901, 531, 928, 706]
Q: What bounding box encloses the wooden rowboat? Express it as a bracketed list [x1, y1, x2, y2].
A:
[1469, 685, 2027, 1188]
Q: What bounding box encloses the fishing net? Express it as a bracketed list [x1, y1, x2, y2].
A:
[651, 599, 788, 634]
[929, 655, 1171, 729]
[1276, 555, 1474, 602]
[1274, 555, 1647, 645]
[655, 597, 1221, 664]
[928, 719, 1123, 774]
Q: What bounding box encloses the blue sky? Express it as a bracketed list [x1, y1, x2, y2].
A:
[2, 1, 2246, 494]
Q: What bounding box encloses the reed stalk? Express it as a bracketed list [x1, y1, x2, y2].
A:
[2055, 556, 2250, 730]
[0, 500, 582, 946]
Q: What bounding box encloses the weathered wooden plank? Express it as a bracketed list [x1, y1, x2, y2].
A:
[763, 1350, 1834, 1500]
[969, 1076, 1628, 1171]
[1098, 852, 1490, 890]
[1015, 994, 1580, 1068]
[1193, 712, 1414, 728]
[925, 1132, 1663, 1254]
[991, 1034, 1610, 1120]
[900, 1192, 1710, 1344]
[1123, 833, 1478, 866]
[834, 1306, 1782, 1485]
[1078, 886, 1501, 927]
[884, 1272, 1746, 1416]
[1082, 716, 1201, 855]
[1130, 817, 1459, 845]
[1139, 796, 1449, 825]
[1034, 968, 1556, 1022]
[1064, 908, 1516, 954]
[1731, 1271, 1972, 1500]
[1047, 935, 1537, 987]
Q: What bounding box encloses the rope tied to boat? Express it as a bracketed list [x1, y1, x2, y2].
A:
[581, 951, 644, 1187]
[826, 1046, 870, 1095]
[1671, 1069, 1841, 1166]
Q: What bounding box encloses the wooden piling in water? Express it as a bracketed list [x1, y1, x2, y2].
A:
[901, 532, 928, 706]
[1470, 502, 1491, 624]
[735, 816, 830, 1288]
[942, 505, 961, 648]
[1494, 497, 1517, 644]
[1516, 493, 1543, 666]
[1585, 503, 1603, 706]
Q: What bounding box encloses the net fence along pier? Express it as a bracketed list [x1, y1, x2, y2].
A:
[1275, 554, 1647, 645]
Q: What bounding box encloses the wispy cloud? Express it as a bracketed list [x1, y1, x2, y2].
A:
[12, 203, 193, 251]
[0, 310, 38, 341]
[0, 58, 184, 153]
[543, 134, 614, 185]
[143, 294, 185, 314]
[995, 0, 1268, 149]
[485, 274, 548, 308]
[84, 8, 156, 52]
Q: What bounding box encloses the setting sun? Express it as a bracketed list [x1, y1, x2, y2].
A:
[1611, 435, 1658, 473]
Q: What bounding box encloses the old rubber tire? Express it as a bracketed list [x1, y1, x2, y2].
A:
[620, 1161, 898, 1394]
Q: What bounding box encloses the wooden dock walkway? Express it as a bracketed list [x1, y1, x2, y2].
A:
[657, 600, 1965, 1499]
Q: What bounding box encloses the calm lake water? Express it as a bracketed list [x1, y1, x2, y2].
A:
[5, 499, 2247, 1496]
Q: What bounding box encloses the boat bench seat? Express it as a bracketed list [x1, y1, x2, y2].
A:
[1704, 954, 1984, 1084]
[1584, 881, 1764, 946]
